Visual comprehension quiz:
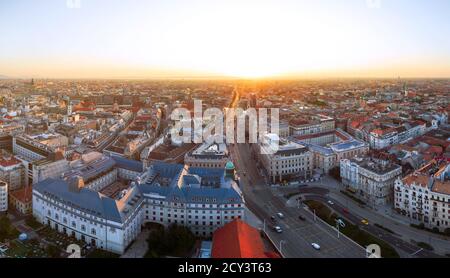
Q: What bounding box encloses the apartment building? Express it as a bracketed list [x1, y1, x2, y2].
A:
[341, 157, 402, 206]
[184, 141, 229, 169]
[394, 160, 450, 231]
[257, 134, 313, 183]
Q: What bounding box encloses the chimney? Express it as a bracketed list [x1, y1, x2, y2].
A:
[68, 176, 84, 193]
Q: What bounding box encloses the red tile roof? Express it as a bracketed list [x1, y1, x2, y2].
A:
[9, 186, 33, 204]
[212, 219, 277, 259]
[0, 155, 21, 167]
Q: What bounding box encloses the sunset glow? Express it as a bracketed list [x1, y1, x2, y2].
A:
[0, 0, 449, 78]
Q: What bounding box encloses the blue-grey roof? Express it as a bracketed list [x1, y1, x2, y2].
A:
[64, 156, 116, 182]
[33, 178, 140, 224]
[112, 156, 144, 173]
[139, 161, 243, 204]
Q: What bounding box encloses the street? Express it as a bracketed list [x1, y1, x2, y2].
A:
[230, 143, 366, 258]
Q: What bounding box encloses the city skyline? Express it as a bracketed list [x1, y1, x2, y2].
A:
[1, 0, 450, 79]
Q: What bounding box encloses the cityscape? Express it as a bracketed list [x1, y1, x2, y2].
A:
[0, 0, 449, 262]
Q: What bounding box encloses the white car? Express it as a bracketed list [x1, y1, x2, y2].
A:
[327, 200, 334, 205]
[311, 243, 321, 250]
[274, 226, 283, 233]
[277, 212, 285, 219]
[336, 219, 346, 227]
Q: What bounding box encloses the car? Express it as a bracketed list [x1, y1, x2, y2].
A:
[276, 213, 285, 219]
[327, 200, 334, 205]
[270, 216, 276, 221]
[342, 208, 349, 214]
[298, 215, 306, 221]
[361, 219, 369, 225]
[336, 218, 345, 227]
[273, 226, 283, 233]
[311, 243, 321, 250]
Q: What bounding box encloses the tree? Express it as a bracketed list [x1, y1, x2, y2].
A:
[145, 224, 196, 258]
[0, 216, 19, 242]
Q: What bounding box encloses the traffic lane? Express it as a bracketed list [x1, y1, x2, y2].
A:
[266, 197, 365, 258]
[304, 194, 441, 258]
[265, 204, 348, 258]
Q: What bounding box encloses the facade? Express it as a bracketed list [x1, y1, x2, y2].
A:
[13, 135, 52, 162]
[9, 186, 33, 214]
[184, 141, 229, 169]
[257, 134, 313, 183]
[289, 115, 335, 136]
[341, 158, 402, 206]
[0, 154, 24, 190]
[33, 177, 144, 254]
[0, 180, 7, 213]
[394, 161, 450, 231]
[29, 156, 70, 185]
[138, 162, 245, 237]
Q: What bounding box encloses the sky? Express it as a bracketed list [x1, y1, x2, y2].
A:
[0, 0, 449, 79]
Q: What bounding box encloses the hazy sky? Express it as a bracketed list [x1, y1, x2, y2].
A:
[0, 0, 449, 78]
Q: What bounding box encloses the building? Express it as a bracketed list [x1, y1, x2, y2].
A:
[257, 134, 313, 183]
[341, 157, 402, 206]
[63, 152, 117, 192]
[138, 162, 245, 237]
[394, 160, 450, 231]
[0, 153, 25, 190]
[291, 129, 369, 174]
[32, 160, 245, 253]
[368, 122, 427, 150]
[184, 141, 229, 169]
[13, 135, 53, 162]
[0, 180, 7, 213]
[33, 177, 144, 254]
[289, 115, 335, 136]
[211, 219, 280, 258]
[9, 186, 33, 215]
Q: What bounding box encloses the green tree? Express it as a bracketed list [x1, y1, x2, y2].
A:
[0, 216, 19, 241]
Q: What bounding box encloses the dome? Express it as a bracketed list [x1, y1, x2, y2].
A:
[225, 161, 235, 170]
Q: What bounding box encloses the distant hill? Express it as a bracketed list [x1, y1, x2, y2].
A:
[0, 75, 11, 79]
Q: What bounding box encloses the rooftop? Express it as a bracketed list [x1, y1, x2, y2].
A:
[211, 219, 279, 259]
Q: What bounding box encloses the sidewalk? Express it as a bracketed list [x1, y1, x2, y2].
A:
[120, 230, 150, 258]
